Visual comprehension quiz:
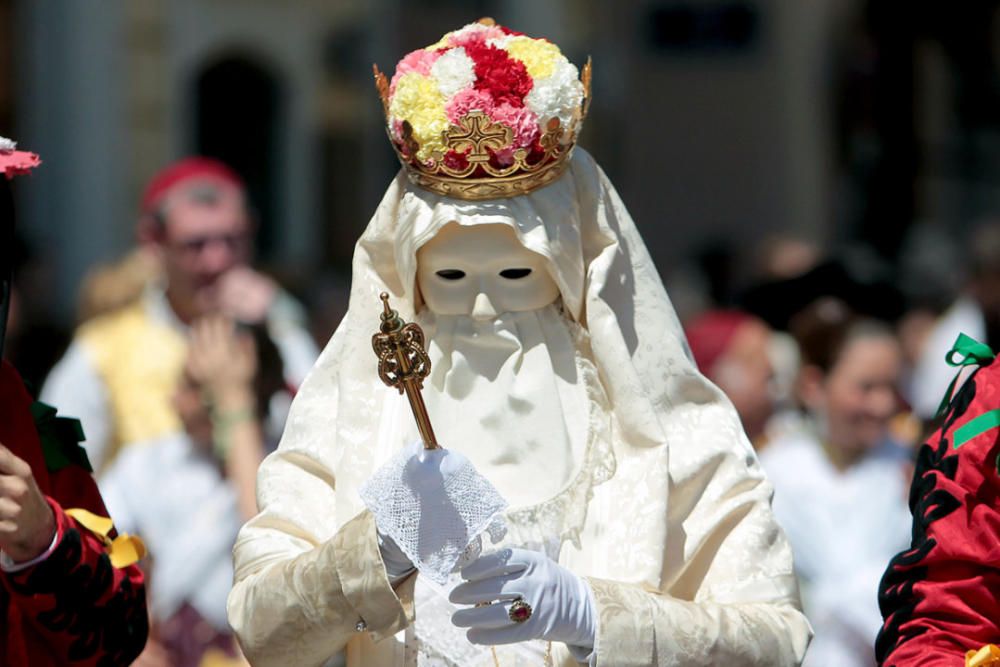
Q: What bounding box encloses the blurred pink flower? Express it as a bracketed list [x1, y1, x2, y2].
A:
[449, 25, 506, 48]
[446, 88, 495, 124]
[389, 49, 442, 96]
[490, 103, 540, 149]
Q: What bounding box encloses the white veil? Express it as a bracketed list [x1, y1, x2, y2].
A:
[263, 147, 743, 591]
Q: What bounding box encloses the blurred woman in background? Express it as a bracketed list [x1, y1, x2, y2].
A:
[760, 298, 913, 667]
[102, 316, 285, 667]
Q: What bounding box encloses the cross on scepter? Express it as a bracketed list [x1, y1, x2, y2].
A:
[371, 292, 440, 450]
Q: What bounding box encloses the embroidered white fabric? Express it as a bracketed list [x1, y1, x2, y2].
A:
[414, 306, 616, 563]
[360, 441, 507, 584]
[409, 573, 551, 666]
[228, 148, 812, 666]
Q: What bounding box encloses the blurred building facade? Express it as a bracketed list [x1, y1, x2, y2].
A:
[3, 0, 1000, 322]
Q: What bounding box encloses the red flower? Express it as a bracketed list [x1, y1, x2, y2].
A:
[464, 43, 532, 108]
[443, 149, 470, 172]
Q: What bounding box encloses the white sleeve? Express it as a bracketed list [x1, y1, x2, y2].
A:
[266, 291, 320, 387]
[909, 298, 986, 419]
[0, 531, 60, 572]
[40, 340, 112, 471]
[97, 456, 136, 536]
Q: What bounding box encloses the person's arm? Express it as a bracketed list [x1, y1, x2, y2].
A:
[876, 401, 1000, 666]
[40, 340, 113, 471]
[227, 447, 413, 667]
[587, 406, 811, 666]
[187, 316, 265, 520]
[0, 442, 147, 667]
[451, 400, 811, 666]
[215, 384, 263, 521]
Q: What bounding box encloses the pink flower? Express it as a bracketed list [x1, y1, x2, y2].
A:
[445, 88, 495, 124]
[391, 119, 406, 146]
[449, 25, 506, 49]
[490, 102, 540, 149]
[389, 49, 442, 96]
[492, 146, 517, 167]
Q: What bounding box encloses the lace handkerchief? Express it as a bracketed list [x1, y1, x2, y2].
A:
[360, 441, 508, 584]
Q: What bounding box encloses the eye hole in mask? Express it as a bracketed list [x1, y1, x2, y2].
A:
[499, 268, 532, 279]
[435, 269, 466, 281]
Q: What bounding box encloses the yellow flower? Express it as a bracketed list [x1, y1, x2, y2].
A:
[505, 36, 562, 80]
[390, 72, 449, 162]
[425, 31, 453, 51]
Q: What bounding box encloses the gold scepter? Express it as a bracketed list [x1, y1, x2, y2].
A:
[372, 292, 440, 449]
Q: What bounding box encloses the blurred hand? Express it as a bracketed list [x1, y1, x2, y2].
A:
[0, 442, 56, 563]
[130, 638, 174, 667]
[217, 267, 278, 325]
[187, 316, 257, 408]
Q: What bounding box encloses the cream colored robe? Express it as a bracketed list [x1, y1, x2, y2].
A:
[227, 150, 812, 666]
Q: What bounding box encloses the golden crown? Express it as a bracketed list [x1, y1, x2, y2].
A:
[374, 20, 591, 200]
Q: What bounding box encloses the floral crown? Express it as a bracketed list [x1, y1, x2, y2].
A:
[374, 18, 591, 200]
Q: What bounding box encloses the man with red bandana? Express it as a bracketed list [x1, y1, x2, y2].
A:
[0, 140, 148, 666]
[41, 156, 318, 473]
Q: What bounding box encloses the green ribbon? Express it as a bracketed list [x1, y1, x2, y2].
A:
[935, 333, 996, 419]
[953, 409, 1000, 449]
[30, 400, 92, 473]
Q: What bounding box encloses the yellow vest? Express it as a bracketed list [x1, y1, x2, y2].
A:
[77, 301, 188, 468]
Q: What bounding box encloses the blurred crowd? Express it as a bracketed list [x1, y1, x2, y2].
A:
[4, 153, 997, 666]
[6, 159, 330, 667]
[680, 221, 1000, 666]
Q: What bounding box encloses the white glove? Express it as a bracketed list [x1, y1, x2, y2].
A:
[450, 548, 597, 654]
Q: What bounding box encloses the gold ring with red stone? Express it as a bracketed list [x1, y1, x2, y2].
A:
[508, 598, 532, 623]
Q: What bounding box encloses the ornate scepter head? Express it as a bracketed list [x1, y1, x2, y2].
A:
[372, 292, 439, 449]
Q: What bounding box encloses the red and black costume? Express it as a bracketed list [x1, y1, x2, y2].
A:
[0, 150, 148, 665]
[0, 362, 149, 666]
[877, 335, 1000, 666]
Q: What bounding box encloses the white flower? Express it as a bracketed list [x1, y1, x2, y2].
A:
[453, 22, 491, 39]
[431, 47, 476, 98]
[0, 136, 16, 152]
[525, 60, 584, 132]
[486, 34, 515, 49]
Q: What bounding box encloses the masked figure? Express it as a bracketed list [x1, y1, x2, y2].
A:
[228, 20, 811, 667]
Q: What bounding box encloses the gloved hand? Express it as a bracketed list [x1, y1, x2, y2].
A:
[449, 548, 597, 653]
[361, 440, 508, 584]
[378, 440, 470, 584]
[377, 530, 416, 582]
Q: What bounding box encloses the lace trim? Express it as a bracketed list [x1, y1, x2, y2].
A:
[360, 445, 509, 585]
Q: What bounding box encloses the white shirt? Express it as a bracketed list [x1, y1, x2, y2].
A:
[98, 431, 241, 630]
[908, 296, 986, 419]
[760, 428, 913, 667]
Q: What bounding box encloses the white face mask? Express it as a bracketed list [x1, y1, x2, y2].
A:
[416, 222, 561, 320]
